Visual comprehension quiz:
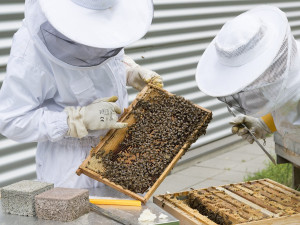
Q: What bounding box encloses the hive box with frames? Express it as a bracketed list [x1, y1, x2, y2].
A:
[76, 84, 212, 203]
[153, 179, 300, 225]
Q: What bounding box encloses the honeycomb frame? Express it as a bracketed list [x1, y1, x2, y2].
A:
[76, 84, 212, 203]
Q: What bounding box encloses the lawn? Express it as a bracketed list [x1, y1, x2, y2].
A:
[244, 161, 300, 191]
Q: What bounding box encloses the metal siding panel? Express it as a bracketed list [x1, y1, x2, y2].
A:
[0, 1, 29, 187]
[1, 1, 300, 186]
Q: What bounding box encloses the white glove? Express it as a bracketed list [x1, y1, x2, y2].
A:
[123, 55, 163, 91]
[64, 96, 127, 138]
[230, 115, 271, 144]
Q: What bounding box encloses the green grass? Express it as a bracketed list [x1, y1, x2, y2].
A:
[244, 161, 299, 191]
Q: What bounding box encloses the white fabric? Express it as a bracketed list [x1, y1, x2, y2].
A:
[0, 0, 128, 188]
[230, 115, 271, 144]
[240, 33, 293, 117]
[272, 41, 300, 145]
[226, 31, 300, 147]
[195, 5, 300, 148]
[196, 6, 288, 97]
[71, 0, 120, 10]
[123, 55, 163, 91]
[38, 0, 153, 48]
[217, 31, 294, 118]
[65, 96, 127, 138]
[215, 15, 269, 67]
[227, 36, 300, 147]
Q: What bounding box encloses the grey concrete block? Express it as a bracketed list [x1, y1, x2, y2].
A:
[35, 187, 89, 222]
[1, 180, 54, 217]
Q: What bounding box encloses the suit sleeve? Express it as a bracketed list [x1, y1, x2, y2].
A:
[261, 113, 277, 133]
[0, 56, 69, 142]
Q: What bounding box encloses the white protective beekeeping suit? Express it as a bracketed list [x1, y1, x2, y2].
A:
[195, 6, 300, 150]
[0, 0, 160, 188]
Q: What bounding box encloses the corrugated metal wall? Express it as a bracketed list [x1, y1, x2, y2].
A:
[1, 0, 300, 187]
[0, 2, 37, 187]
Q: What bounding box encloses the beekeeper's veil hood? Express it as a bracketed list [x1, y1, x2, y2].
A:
[24, 0, 153, 67]
[195, 6, 300, 117]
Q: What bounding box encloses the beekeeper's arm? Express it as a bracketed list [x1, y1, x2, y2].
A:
[0, 56, 68, 143]
[123, 55, 163, 91]
[230, 113, 277, 144]
[0, 57, 126, 143]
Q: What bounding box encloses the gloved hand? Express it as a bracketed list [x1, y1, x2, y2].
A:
[64, 96, 127, 138]
[123, 55, 163, 91]
[230, 115, 271, 144]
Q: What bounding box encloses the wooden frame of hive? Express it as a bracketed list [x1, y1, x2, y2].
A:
[153, 179, 300, 225]
[76, 85, 212, 204]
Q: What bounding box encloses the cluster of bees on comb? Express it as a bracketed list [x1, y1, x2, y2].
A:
[188, 192, 232, 225]
[89, 88, 212, 193]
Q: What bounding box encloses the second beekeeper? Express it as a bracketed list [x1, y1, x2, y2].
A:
[195, 6, 300, 148]
[0, 0, 163, 188]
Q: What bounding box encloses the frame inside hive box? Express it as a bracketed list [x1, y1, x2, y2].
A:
[153, 178, 300, 225]
[76, 84, 212, 203]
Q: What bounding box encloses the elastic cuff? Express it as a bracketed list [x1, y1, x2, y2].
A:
[122, 54, 139, 68]
[64, 107, 88, 138]
[261, 113, 277, 133]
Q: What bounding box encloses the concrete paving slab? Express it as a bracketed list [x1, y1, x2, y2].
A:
[153, 174, 204, 196]
[188, 179, 230, 190]
[215, 150, 263, 162]
[196, 157, 240, 170]
[177, 166, 224, 179]
[207, 170, 246, 183]
[231, 156, 269, 174]
[237, 140, 275, 156]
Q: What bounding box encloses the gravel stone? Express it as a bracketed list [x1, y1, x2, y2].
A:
[1, 180, 54, 216]
[35, 187, 89, 222]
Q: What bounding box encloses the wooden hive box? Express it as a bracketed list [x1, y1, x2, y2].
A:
[76, 85, 212, 203]
[153, 179, 300, 225]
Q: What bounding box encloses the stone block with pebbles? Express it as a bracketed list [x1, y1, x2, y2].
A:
[1, 180, 53, 216]
[77, 84, 212, 203]
[35, 187, 89, 222]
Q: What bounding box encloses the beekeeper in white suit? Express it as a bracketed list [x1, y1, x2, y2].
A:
[196, 6, 300, 149]
[0, 0, 162, 188]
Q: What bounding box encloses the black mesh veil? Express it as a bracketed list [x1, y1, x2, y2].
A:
[38, 22, 123, 67]
[218, 91, 267, 115]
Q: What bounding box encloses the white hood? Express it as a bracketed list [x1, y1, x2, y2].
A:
[25, 0, 122, 69]
[25, 0, 62, 66]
